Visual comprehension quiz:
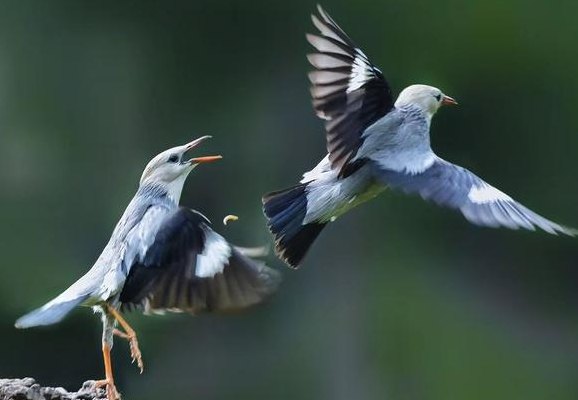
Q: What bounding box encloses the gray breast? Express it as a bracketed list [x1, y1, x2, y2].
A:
[356, 106, 436, 174]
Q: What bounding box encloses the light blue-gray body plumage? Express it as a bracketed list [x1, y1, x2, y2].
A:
[302, 105, 431, 224]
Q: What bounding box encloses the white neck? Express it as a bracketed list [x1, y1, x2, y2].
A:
[165, 173, 189, 203]
[140, 172, 190, 204]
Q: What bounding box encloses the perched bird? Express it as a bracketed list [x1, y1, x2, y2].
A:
[16, 136, 281, 400]
[263, 6, 576, 268]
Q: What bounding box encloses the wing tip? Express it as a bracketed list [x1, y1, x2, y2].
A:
[554, 225, 578, 237]
[14, 318, 27, 329]
[310, 12, 321, 28]
[305, 33, 322, 48]
[316, 4, 330, 22]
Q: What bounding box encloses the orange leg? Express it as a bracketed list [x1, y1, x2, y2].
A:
[95, 343, 121, 400]
[106, 305, 144, 373]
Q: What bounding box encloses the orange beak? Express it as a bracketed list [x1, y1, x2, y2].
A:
[442, 95, 458, 106]
[190, 155, 222, 164]
[183, 136, 222, 165]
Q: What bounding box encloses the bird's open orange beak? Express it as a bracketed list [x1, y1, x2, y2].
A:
[442, 95, 458, 106]
[190, 155, 222, 164]
[183, 136, 222, 164]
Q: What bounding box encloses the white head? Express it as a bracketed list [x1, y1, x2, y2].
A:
[140, 135, 221, 201]
[394, 84, 457, 118]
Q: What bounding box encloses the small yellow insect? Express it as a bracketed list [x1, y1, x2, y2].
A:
[223, 214, 239, 225]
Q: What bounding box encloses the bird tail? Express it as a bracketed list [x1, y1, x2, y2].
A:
[15, 290, 91, 329]
[262, 183, 326, 268]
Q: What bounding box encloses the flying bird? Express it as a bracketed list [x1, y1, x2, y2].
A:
[263, 5, 576, 268]
[16, 136, 281, 400]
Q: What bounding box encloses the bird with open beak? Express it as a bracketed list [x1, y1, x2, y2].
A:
[263, 6, 576, 268]
[15, 136, 281, 400]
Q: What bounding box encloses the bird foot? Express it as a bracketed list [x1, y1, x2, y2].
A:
[95, 378, 121, 400]
[113, 328, 144, 373]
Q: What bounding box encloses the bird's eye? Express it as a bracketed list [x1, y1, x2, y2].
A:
[168, 154, 179, 163]
[434, 94, 442, 102]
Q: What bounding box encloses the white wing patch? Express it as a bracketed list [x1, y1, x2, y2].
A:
[195, 227, 231, 278]
[347, 52, 373, 93]
[374, 150, 436, 175]
[301, 155, 333, 183]
[468, 183, 513, 204]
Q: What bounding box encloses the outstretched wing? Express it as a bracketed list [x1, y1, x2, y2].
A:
[372, 157, 576, 235]
[307, 5, 394, 173]
[119, 207, 281, 314]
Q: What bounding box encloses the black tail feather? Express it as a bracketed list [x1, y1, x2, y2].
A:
[263, 183, 326, 268]
[276, 222, 326, 267]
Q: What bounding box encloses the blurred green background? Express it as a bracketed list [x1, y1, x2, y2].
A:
[1, 0, 578, 399]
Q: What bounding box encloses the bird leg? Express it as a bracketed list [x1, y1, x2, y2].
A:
[105, 305, 144, 373]
[95, 343, 121, 400]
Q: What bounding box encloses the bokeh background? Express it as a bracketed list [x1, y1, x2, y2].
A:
[1, 1, 578, 399]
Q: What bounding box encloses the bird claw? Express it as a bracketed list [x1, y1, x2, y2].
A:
[129, 336, 144, 374]
[94, 378, 121, 400]
[113, 328, 144, 374]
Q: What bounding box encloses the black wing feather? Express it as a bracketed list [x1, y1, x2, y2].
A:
[120, 208, 280, 314]
[307, 5, 394, 174]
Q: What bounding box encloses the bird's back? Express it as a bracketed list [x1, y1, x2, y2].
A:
[108, 184, 175, 245]
[86, 185, 176, 300]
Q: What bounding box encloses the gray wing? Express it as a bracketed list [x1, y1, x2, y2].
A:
[307, 5, 394, 174]
[372, 157, 576, 235]
[119, 207, 281, 314]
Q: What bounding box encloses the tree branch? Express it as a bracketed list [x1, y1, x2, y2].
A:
[0, 378, 106, 400]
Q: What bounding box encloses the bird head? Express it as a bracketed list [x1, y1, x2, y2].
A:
[395, 84, 457, 117]
[139, 136, 221, 197]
